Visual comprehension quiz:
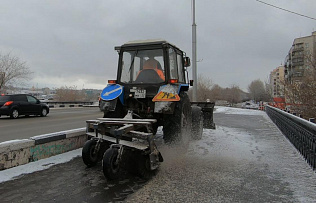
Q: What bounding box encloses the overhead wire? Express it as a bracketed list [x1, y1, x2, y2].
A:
[255, 0, 316, 21]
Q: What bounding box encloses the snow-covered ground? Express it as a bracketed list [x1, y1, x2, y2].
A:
[214, 106, 263, 115]
[127, 106, 316, 202]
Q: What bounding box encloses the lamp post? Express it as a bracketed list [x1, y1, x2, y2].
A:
[192, 0, 197, 102]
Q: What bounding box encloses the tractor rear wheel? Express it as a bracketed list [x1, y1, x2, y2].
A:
[163, 92, 192, 144]
[191, 106, 203, 140]
[137, 154, 154, 179]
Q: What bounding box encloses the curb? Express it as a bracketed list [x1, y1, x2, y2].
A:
[0, 128, 87, 171]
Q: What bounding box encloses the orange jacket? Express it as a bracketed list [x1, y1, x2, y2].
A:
[141, 59, 165, 81]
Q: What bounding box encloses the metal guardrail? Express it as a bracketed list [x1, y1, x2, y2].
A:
[266, 105, 316, 170]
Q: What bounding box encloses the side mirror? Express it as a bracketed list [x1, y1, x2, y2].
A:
[190, 80, 194, 86]
[184, 57, 191, 67]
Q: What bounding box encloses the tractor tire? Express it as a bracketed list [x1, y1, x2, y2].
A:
[82, 140, 99, 167]
[137, 154, 155, 179]
[191, 106, 204, 140]
[163, 92, 192, 144]
[102, 147, 120, 180]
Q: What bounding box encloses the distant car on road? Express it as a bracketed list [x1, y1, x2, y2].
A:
[242, 101, 259, 109]
[0, 94, 49, 119]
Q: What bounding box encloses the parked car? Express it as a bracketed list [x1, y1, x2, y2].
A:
[0, 94, 49, 119]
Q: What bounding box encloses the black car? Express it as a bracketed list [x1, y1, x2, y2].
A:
[0, 94, 49, 119]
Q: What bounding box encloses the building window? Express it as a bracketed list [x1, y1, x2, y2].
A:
[296, 43, 303, 48]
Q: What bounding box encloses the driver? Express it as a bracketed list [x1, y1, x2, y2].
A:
[139, 53, 165, 81]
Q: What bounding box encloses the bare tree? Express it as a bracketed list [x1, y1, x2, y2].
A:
[285, 53, 316, 119]
[209, 84, 223, 101]
[188, 75, 248, 104]
[248, 79, 267, 102]
[227, 85, 242, 105]
[196, 74, 213, 102]
[0, 53, 32, 90]
[55, 86, 85, 102]
[188, 74, 213, 102]
[264, 80, 273, 102]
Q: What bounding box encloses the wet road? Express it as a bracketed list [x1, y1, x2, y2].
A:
[0, 107, 103, 143]
[0, 107, 315, 202]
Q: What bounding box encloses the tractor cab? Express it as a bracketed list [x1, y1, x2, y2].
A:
[116, 39, 190, 88]
[99, 40, 191, 119]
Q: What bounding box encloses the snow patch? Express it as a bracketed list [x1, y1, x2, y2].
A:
[214, 106, 264, 116]
[0, 139, 30, 145]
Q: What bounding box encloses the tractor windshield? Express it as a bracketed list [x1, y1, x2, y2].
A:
[119, 49, 165, 84]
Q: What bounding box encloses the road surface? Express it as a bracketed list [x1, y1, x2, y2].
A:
[0, 107, 103, 143]
[0, 107, 315, 202]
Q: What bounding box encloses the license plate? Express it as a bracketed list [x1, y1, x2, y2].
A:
[134, 89, 146, 98]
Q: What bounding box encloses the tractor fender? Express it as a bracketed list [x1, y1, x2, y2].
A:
[154, 101, 175, 114]
[153, 84, 183, 113]
[99, 98, 118, 112]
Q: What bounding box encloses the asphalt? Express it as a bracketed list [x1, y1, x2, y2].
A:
[1, 108, 315, 203]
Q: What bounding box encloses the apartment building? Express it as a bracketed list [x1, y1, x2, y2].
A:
[284, 31, 316, 82]
[269, 66, 285, 97]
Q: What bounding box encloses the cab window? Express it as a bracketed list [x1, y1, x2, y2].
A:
[168, 48, 178, 80]
[120, 49, 165, 84]
[177, 53, 185, 83]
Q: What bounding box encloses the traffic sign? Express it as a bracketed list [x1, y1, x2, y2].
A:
[152, 91, 180, 102]
[100, 84, 123, 101]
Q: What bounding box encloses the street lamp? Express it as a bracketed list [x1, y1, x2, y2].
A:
[192, 0, 197, 102]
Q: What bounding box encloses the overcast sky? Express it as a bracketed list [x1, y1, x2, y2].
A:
[0, 0, 315, 91]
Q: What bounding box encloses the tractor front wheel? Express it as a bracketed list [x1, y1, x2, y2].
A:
[102, 147, 120, 180]
[82, 140, 98, 167]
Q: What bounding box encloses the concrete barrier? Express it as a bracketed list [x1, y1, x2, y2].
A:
[48, 104, 98, 108]
[0, 128, 87, 171]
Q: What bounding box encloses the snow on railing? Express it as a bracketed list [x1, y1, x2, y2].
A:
[265, 105, 316, 171]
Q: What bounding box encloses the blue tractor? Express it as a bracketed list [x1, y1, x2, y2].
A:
[83, 40, 215, 179]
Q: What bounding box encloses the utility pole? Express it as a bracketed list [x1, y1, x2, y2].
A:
[192, 0, 197, 102]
